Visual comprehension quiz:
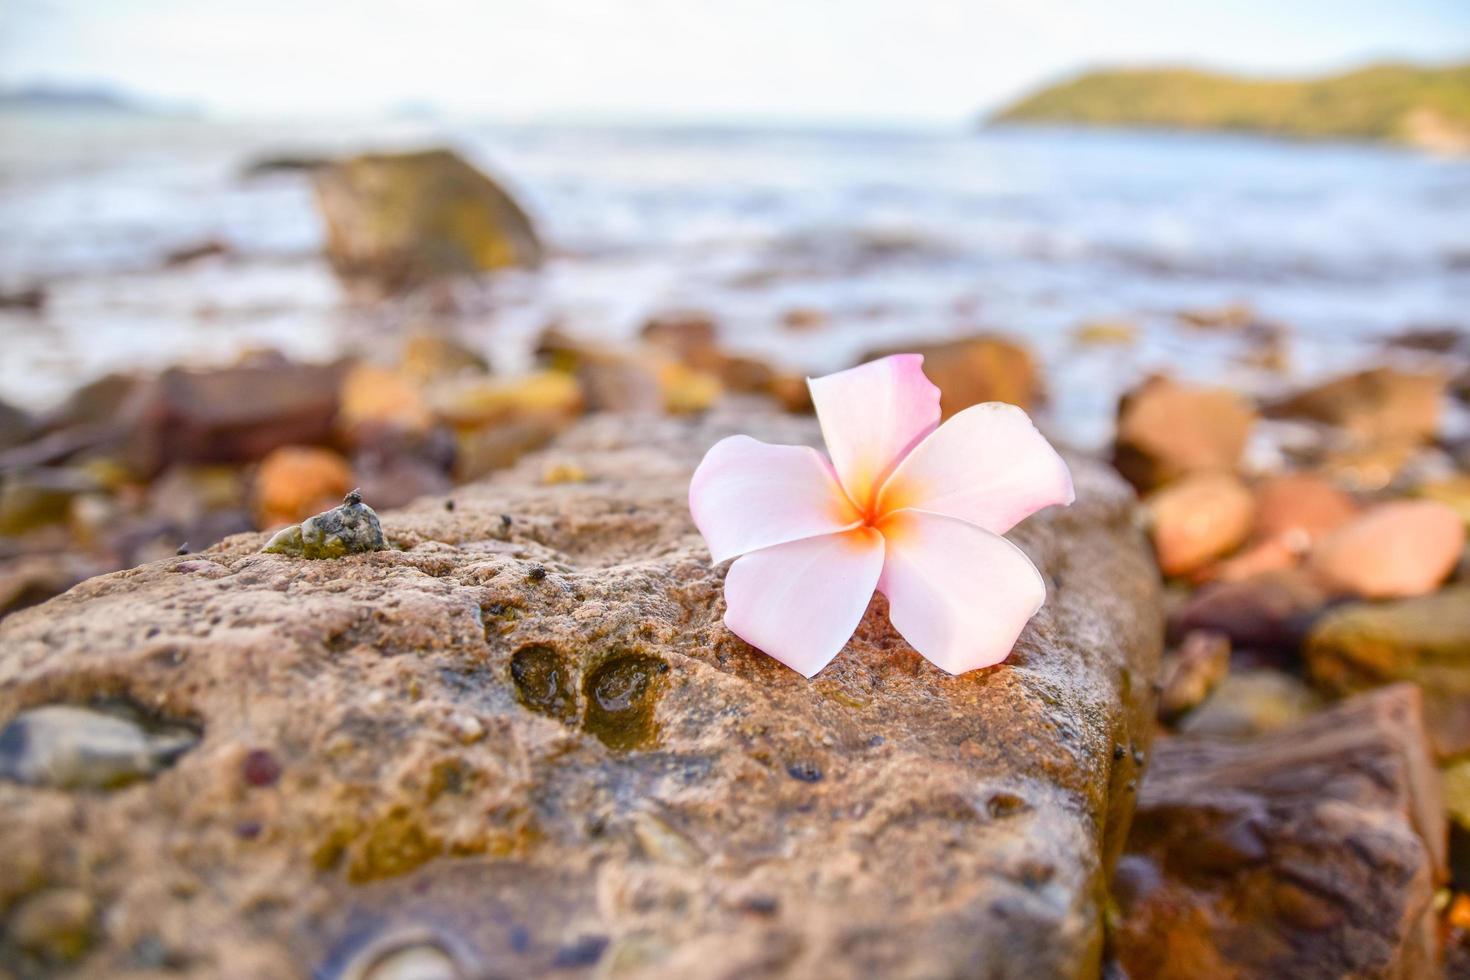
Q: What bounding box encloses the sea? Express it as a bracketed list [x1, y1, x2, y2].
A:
[1, 112, 1467, 449]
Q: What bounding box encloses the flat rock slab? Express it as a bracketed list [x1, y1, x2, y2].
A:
[1113, 684, 1446, 980]
[0, 412, 1162, 979]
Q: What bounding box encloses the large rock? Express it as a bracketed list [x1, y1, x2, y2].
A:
[1268, 367, 1445, 446]
[1306, 586, 1470, 757]
[121, 358, 347, 478]
[0, 412, 1161, 978]
[313, 149, 543, 291]
[1113, 685, 1446, 980]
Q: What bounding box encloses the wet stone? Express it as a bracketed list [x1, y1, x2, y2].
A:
[582, 652, 668, 751]
[509, 644, 576, 723]
[263, 489, 387, 559]
[0, 703, 198, 790]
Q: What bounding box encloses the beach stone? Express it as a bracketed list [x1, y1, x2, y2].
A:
[1113, 685, 1445, 980]
[1196, 535, 1297, 584]
[44, 372, 140, 432]
[1171, 568, 1328, 654]
[262, 489, 386, 560]
[429, 372, 582, 429]
[0, 467, 97, 536]
[313, 149, 542, 291]
[0, 703, 198, 790]
[639, 310, 719, 367]
[0, 411, 1161, 978]
[1176, 668, 1323, 737]
[1251, 472, 1358, 549]
[121, 359, 345, 477]
[1306, 586, 1470, 757]
[1307, 500, 1464, 600]
[1145, 473, 1254, 577]
[1158, 630, 1230, 723]
[0, 398, 32, 451]
[254, 446, 355, 529]
[1269, 367, 1445, 446]
[861, 334, 1041, 418]
[339, 363, 434, 439]
[397, 334, 489, 384]
[1113, 376, 1255, 492]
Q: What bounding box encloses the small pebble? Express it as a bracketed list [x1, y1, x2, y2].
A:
[444, 499, 455, 512]
[527, 564, 547, 582]
[176, 543, 190, 556]
[241, 748, 282, 787]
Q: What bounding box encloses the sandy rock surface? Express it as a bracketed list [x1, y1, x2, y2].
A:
[0, 411, 1161, 979]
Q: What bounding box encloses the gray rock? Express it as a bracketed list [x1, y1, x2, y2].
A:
[0, 703, 197, 790]
[263, 489, 387, 559]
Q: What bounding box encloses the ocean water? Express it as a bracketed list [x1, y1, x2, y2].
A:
[1, 113, 1467, 448]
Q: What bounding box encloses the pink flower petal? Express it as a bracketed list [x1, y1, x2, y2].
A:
[808, 354, 941, 510]
[878, 510, 1046, 674]
[723, 528, 885, 677]
[690, 435, 861, 563]
[878, 402, 1074, 535]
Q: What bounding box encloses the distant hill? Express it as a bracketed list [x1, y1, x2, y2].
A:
[0, 84, 197, 117]
[990, 62, 1470, 153]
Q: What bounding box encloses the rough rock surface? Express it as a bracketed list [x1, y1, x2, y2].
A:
[1113, 684, 1446, 980]
[0, 411, 1161, 979]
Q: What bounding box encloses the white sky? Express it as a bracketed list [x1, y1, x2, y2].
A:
[2, 0, 1467, 125]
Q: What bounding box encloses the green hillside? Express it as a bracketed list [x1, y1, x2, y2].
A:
[990, 62, 1470, 152]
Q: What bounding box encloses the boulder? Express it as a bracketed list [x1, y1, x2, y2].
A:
[0, 412, 1161, 978]
[313, 149, 543, 291]
[1306, 586, 1470, 757]
[1113, 377, 1255, 492]
[1113, 685, 1446, 980]
[861, 335, 1041, 419]
[1268, 368, 1445, 446]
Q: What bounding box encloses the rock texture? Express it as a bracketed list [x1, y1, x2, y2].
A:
[1113, 684, 1447, 980]
[0, 411, 1161, 979]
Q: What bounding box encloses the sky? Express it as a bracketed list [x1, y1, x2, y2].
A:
[2, 0, 1468, 125]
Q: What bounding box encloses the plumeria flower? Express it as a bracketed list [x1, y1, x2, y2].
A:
[689, 354, 1074, 677]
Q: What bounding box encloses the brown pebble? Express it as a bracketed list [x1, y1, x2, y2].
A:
[242, 749, 281, 787]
